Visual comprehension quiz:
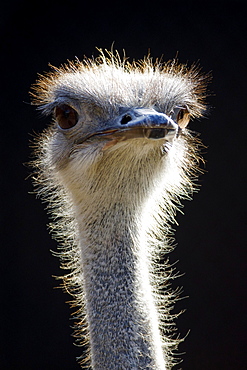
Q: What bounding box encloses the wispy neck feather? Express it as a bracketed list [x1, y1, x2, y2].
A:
[48, 138, 194, 369]
[78, 207, 165, 369]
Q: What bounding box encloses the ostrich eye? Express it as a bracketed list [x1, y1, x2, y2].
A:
[55, 104, 78, 129]
[176, 107, 190, 128]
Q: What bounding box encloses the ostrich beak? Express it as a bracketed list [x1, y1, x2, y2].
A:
[77, 109, 179, 145]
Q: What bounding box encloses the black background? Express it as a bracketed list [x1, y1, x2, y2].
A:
[1, 1, 247, 369]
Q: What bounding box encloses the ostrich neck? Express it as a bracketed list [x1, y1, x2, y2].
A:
[74, 195, 166, 370]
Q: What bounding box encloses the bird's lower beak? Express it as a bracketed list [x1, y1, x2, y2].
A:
[77, 109, 178, 145]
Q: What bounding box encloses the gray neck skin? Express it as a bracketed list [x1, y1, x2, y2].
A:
[77, 202, 166, 370]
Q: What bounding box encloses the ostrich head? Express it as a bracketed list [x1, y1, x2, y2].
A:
[31, 50, 208, 370]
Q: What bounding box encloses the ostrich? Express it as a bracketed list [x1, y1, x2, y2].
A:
[30, 49, 208, 370]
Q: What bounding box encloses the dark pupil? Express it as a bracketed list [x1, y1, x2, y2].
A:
[55, 104, 78, 129]
[64, 108, 71, 118]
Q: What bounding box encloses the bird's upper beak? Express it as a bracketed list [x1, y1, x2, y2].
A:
[77, 108, 179, 145]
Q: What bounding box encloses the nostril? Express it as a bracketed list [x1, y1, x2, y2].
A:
[120, 114, 132, 125]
